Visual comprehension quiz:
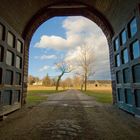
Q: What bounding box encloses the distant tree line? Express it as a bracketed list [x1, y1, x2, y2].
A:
[28, 74, 56, 86]
[28, 74, 82, 89]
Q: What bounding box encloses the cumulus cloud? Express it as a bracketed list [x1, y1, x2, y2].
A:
[63, 17, 103, 37]
[65, 47, 81, 62]
[34, 54, 57, 60]
[64, 45, 110, 80]
[34, 35, 83, 50]
[34, 16, 105, 50]
[35, 35, 67, 50]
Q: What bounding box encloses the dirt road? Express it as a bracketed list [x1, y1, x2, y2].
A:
[0, 90, 140, 140]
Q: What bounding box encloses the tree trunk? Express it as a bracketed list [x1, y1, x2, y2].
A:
[56, 76, 61, 91]
[56, 72, 64, 91]
[84, 73, 87, 91]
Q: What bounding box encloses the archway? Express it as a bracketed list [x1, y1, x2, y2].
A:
[21, 2, 116, 105]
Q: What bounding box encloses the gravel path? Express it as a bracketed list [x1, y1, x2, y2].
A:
[0, 89, 140, 140]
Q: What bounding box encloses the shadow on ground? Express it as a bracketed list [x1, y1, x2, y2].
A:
[0, 90, 140, 140]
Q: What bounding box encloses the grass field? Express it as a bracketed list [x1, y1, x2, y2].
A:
[27, 86, 64, 106]
[27, 85, 64, 91]
[83, 89, 112, 104]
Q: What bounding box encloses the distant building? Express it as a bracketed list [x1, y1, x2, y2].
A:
[33, 81, 43, 86]
[88, 80, 111, 87]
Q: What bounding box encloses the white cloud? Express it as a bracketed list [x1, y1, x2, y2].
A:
[39, 65, 58, 73]
[39, 65, 50, 72]
[66, 50, 110, 80]
[35, 54, 57, 60]
[65, 47, 81, 62]
[63, 17, 103, 37]
[34, 16, 105, 50]
[34, 34, 82, 50]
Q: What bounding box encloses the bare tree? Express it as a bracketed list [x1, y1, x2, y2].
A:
[76, 44, 95, 91]
[55, 60, 73, 91]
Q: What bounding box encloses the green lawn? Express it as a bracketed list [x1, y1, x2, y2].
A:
[83, 90, 112, 104]
[26, 90, 64, 106]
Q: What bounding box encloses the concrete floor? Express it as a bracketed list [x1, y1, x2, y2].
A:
[0, 90, 140, 140]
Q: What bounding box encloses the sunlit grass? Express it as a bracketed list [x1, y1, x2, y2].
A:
[27, 85, 64, 91]
[83, 90, 112, 104]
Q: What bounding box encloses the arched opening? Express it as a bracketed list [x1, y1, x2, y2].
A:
[22, 2, 115, 105]
[27, 16, 112, 105]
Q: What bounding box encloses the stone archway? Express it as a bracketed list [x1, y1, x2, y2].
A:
[21, 1, 116, 105]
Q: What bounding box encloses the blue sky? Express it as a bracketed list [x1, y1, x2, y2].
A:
[29, 16, 111, 80]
